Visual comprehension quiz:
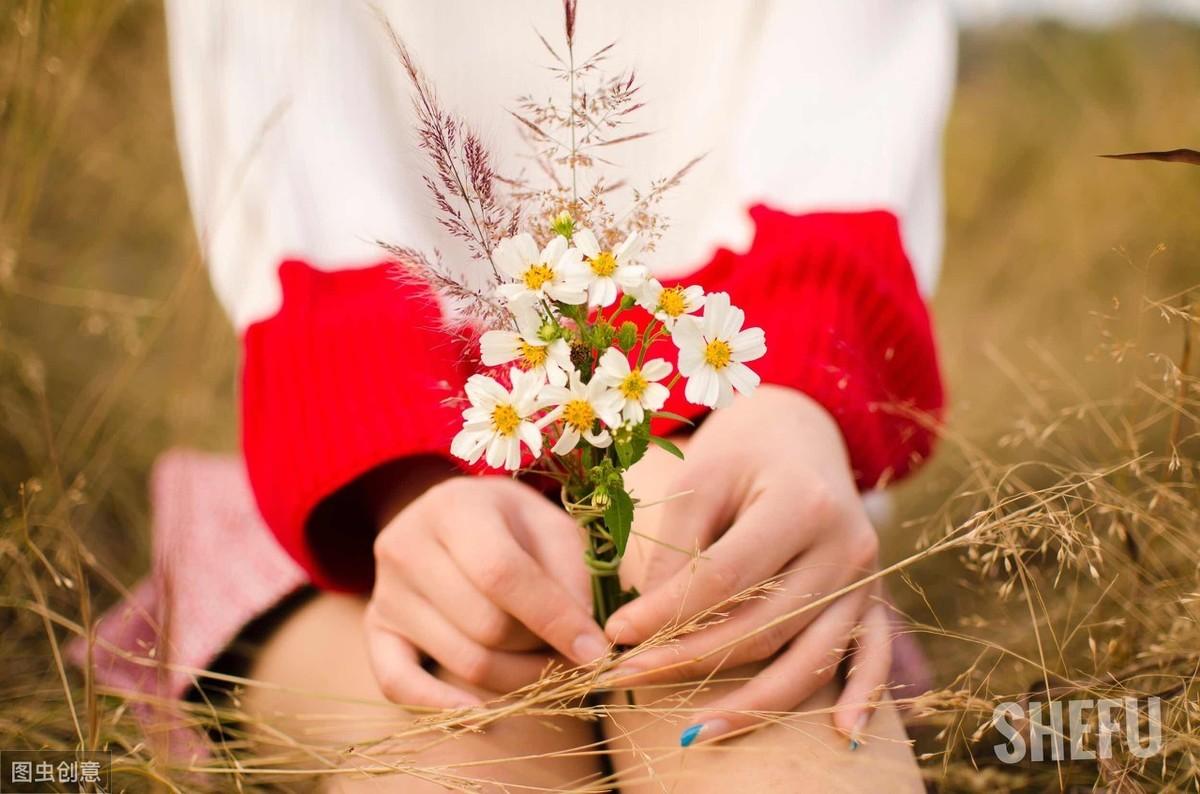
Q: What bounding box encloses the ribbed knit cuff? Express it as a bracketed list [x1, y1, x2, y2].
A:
[240, 260, 470, 592]
[651, 205, 944, 488]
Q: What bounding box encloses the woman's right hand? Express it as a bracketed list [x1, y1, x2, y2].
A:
[366, 476, 609, 708]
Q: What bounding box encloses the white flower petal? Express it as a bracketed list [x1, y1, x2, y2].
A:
[623, 400, 645, 424]
[485, 434, 508, 468]
[597, 348, 631, 380]
[641, 358, 671, 382]
[504, 435, 524, 470]
[592, 392, 625, 428]
[635, 278, 663, 311]
[539, 385, 571, 405]
[677, 346, 704, 376]
[642, 382, 670, 411]
[552, 427, 580, 455]
[589, 277, 618, 307]
[545, 360, 568, 387]
[496, 282, 529, 303]
[713, 375, 735, 409]
[519, 421, 543, 458]
[615, 232, 644, 262]
[585, 428, 612, 448]
[513, 233, 540, 265]
[724, 361, 761, 396]
[685, 366, 721, 407]
[546, 282, 587, 305]
[615, 264, 649, 292]
[511, 367, 547, 410]
[574, 228, 601, 257]
[729, 327, 767, 362]
[465, 374, 507, 406]
[480, 330, 519, 366]
[702, 292, 732, 339]
[720, 303, 746, 340]
[493, 237, 525, 277]
[451, 428, 488, 463]
[542, 234, 568, 264]
[671, 315, 703, 347]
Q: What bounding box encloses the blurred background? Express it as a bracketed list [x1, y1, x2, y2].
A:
[2, 1, 1198, 791]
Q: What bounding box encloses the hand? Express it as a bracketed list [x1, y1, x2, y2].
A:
[604, 385, 890, 741]
[366, 476, 609, 708]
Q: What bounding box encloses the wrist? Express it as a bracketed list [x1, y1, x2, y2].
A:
[358, 455, 462, 530]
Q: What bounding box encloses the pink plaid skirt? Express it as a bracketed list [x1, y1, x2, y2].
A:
[72, 449, 931, 710]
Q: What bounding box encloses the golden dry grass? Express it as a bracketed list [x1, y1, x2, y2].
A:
[2, 3, 1199, 791]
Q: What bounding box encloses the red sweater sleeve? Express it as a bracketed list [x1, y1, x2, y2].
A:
[650, 205, 944, 488]
[240, 260, 470, 592]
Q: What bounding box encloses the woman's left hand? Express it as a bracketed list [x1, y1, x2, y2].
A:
[603, 385, 892, 743]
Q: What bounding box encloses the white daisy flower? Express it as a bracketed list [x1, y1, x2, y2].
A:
[479, 306, 572, 386]
[594, 348, 671, 424]
[451, 368, 547, 470]
[494, 233, 588, 306]
[672, 292, 766, 409]
[636, 279, 706, 329]
[540, 372, 623, 454]
[573, 228, 649, 307]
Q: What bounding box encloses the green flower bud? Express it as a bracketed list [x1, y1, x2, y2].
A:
[617, 321, 638, 352]
[591, 320, 615, 349]
[550, 210, 575, 239]
[619, 293, 637, 311]
[537, 319, 561, 342]
[591, 486, 610, 509]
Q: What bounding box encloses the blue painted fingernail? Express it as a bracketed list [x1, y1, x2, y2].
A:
[680, 723, 703, 747]
[849, 737, 860, 752]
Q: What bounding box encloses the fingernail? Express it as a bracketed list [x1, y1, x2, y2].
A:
[680, 724, 703, 747]
[604, 619, 630, 643]
[848, 713, 868, 752]
[572, 633, 608, 664]
[680, 719, 728, 747]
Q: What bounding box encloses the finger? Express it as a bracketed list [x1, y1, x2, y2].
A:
[606, 485, 817, 645]
[375, 589, 551, 693]
[441, 510, 610, 666]
[674, 590, 864, 747]
[414, 537, 540, 652]
[364, 608, 482, 709]
[634, 452, 737, 595]
[510, 486, 594, 611]
[612, 559, 868, 687]
[833, 602, 894, 741]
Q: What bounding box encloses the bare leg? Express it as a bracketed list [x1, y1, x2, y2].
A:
[602, 443, 924, 793]
[241, 593, 603, 792]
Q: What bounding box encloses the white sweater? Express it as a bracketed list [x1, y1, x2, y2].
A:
[165, 0, 956, 331]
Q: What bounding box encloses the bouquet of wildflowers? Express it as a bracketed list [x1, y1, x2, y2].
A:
[379, 3, 766, 624]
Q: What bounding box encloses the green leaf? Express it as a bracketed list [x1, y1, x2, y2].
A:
[628, 423, 650, 467]
[648, 434, 685, 460]
[613, 422, 650, 469]
[650, 410, 695, 426]
[604, 487, 635, 555]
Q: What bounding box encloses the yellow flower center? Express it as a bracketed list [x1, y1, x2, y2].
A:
[588, 251, 617, 277]
[658, 286, 688, 317]
[522, 263, 555, 291]
[519, 341, 548, 368]
[704, 339, 732, 370]
[619, 370, 648, 400]
[491, 403, 521, 436]
[562, 399, 596, 431]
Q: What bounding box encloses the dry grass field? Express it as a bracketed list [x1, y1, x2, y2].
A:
[2, 3, 1199, 791]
